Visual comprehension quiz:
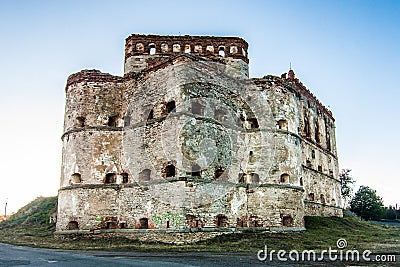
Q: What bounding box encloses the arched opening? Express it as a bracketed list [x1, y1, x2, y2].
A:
[165, 165, 175, 178]
[315, 120, 320, 143]
[106, 221, 117, 229]
[218, 46, 225, 57]
[184, 44, 191, 53]
[172, 43, 181, 52]
[280, 173, 289, 183]
[299, 177, 303, 186]
[215, 214, 228, 227]
[67, 221, 79, 230]
[308, 193, 315, 201]
[107, 115, 117, 127]
[76, 117, 85, 127]
[248, 118, 259, 129]
[306, 160, 312, 168]
[71, 173, 81, 184]
[320, 194, 325, 204]
[119, 222, 127, 229]
[311, 150, 315, 159]
[161, 43, 168, 53]
[105, 173, 116, 184]
[318, 165, 323, 172]
[139, 169, 151, 182]
[194, 45, 202, 53]
[214, 167, 224, 179]
[277, 119, 287, 130]
[166, 101, 176, 114]
[136, 43, 144, 52]
[121, 173, 129, 183]
[191, 164, 201, 178]
[139, 218, 149, 229]
[149, 43, 156, 55]
[282, 215, 293, 227]
[304, 112, 310, 137]
[236, 218, 245, 227]
[251, 173, 260, 184]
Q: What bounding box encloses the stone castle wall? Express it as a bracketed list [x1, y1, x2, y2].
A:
[57, 34, 342, 241]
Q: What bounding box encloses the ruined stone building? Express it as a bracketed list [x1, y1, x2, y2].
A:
[56, 34, 342, 240]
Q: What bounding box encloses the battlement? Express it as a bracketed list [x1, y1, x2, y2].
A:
[65, 69, 123, 92]
[124, 34, 249, 75]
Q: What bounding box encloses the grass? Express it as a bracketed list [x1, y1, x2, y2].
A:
[0, 196, 399, 254]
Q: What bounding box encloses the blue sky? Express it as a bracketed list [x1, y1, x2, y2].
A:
[0, 0, 399, 213]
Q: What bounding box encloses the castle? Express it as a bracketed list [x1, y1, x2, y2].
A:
[56, 34, 342, 242]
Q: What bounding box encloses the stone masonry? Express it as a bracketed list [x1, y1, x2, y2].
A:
[56, 34, 342, 242]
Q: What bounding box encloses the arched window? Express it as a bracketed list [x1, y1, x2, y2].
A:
[191, 164, 201, 177]
[308, 193, 315, 201]
[277, 119, 287, 130]
[106, 221, 117, 229]
[76, 117, 85, 127]
[248, 118, 259, 129]
[172, 43, 181, 52]
[315, 119, 320, 143]
[139, 218, 149, 229]
[71, 173, 81, 184]
[280, 173, 289, 183]
[105, 173, 116, 184]
[67, 221, 79, 230]
[318, 165, 323, 172]
[165, 165, 175, 178]
[161, 43, 168, 53]
[306, 160, 312, 168]
[194, 45, 202, 53]
[299, 177, 303, 186]
[311, 150, 315, 159]
[121, 173, 129, 183]
[107, 115, 117, 127]
[282, 215, 293, 227]
[215, 214, 228, 227]
[214, 167, 225, 179]
[139, 169, 151, 182]
[149, 43, 156, 55]
[166, 101, 176, 114]
[184, 44, 191, 53]
[320, 194, 325, 204]
[218, 46, 225, 57]
[136, 43, 144, 52]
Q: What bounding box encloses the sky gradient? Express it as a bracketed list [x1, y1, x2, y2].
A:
[0, 0, 399, 213]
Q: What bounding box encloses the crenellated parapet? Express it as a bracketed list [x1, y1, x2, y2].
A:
[65, 69, 123, 92]
[124, 34, 249, 76]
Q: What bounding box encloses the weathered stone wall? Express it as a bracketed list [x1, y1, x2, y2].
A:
[57, 34, 343, 241]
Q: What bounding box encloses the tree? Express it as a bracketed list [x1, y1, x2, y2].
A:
[384, 206, 398, 220]
[339, 169, 355, 208]
[350, 186, 385, 221]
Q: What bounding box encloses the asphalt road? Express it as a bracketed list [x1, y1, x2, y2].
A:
[0, 243, 398, 266]
[0, 243, 265, 267]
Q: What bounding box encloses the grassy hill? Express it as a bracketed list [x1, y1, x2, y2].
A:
[0, 196, 57, 228]
[0, 197, 399, 254]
